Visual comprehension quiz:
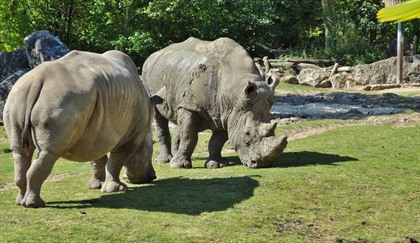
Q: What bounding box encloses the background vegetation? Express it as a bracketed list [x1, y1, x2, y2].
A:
[1, 0, 419, 68]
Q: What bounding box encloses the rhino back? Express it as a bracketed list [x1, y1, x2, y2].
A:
[4, 50, 152, 161]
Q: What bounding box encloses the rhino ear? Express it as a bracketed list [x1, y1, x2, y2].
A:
[244, 81, 257, 97]
[150, 86, 166, 106]
[266, 69, 280, 93]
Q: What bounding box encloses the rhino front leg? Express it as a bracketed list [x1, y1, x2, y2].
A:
[170, 108, 199, 169]
[12, 147, 35, 205]
[101, 152, 128, 193]
[205, 131, 229, 168]
[171, 127, 180, 156]
[154, 108, 173, 164]
[88, 155, 107, 189]
[21, 150, 59, 208]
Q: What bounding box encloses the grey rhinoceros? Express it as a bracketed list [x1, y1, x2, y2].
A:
[142, 37, 287, 169]
[3, 50, 164, 208]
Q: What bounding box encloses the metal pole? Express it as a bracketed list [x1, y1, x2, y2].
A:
[396, 22, 404, 84]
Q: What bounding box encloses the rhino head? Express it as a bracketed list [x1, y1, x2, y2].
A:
[123, 87, 166, 183]
[123, 129, 157, 184]
[226, 74, 287, 168]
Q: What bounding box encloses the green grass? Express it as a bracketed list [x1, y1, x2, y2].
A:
[0, 89, 419, 242]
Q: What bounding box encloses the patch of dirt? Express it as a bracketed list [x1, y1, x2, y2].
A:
[271, 87, 420, 141]
[283, 123, 346, 142]
[0, 172, 82, 191]
[281, 113, 420, 142]
[272, 91, 420, 122]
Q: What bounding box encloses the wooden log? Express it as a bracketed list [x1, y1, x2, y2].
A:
[330, 63, 339, 77]
[337, 66, 353, 72]
[270, 62, 323, 69]
[363, 84, 401, 91]
[286, 58, 334, 66]
[263, 56, 271, 73]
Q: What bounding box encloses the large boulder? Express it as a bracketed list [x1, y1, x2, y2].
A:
[0, 30, 69, 119]
[0, 48, 28, 81]
[352, 55, 420, 85]
[297, 68, 331, 87]
[23, 30, 70, 68]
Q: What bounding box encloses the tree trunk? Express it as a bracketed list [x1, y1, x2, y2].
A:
[321, 0, 335, 50]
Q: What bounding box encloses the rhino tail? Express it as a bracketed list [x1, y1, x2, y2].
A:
[21, 80, 43, 155]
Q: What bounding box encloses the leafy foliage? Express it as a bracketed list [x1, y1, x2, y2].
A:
[0, 0, 419, 66]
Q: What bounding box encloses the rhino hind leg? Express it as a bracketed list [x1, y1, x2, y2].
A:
[205, 131, 229, 168]
[12, 146, 35, 205]
[88, 155, 107, 189]
[170, 109, 199, 169]
[154, 108, 173, 164]
[101, 152, 128, 193]
[21, 150, 59, 208]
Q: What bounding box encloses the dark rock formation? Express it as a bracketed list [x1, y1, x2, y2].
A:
[0, 30, 70, 119]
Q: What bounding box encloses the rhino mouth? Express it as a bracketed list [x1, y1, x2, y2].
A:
[243, 154, 275, 168]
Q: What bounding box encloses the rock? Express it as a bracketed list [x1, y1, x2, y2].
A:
[0, 68, 30, 117]
[363, 84, 402, 91]
[296, 55, 420, 88]
[297, 68, 329, 87]
[280, 75, 299, 84]
[330, 72, 361, 88]
[0, 48, 28, 81]
[24, 30, 70, 68]
[316, 79, 332, 88]
[352, 55, 420, 85]
[0, 30, 70, 120]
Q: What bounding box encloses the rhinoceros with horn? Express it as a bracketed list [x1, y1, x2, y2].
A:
[3, 50, 165, 208]
[142, 37, 287, 169]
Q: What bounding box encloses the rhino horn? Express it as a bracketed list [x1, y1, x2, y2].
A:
[259, 121, 277, 137]
[260, 135, 288, 163]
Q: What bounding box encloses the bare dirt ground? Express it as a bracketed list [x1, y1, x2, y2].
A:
[272, 85, 420, 141]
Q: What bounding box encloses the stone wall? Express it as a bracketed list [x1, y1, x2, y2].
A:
[295, 55, 420, 88]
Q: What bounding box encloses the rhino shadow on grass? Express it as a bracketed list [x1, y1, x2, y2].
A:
[274, 151, 359, 167]
[196, 151, 358, 168]
[47, 176, 259, 215]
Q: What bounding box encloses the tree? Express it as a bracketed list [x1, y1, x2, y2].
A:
[321, 0, 336, 50]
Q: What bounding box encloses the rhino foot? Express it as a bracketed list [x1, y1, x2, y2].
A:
[15, 194, 25, 205]
[101, 181, 128, 193]
[156, 154, 172, 164]
[205, 159, 228, 169]
[21, 195, 46, 208]
[170, 158, 192, 169]
[87, 177, 103, 189]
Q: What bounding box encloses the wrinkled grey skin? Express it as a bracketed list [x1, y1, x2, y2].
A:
[142, 37, 287, 169]
[4, 50, 163, 208]
[0, 31, 69, 120]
